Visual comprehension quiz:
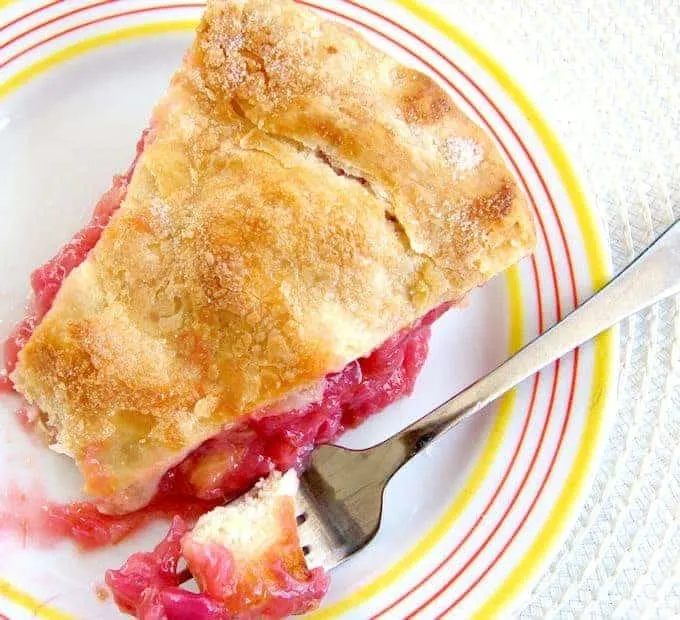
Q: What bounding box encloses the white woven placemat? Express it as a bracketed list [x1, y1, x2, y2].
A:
[430, 1, 680, 617]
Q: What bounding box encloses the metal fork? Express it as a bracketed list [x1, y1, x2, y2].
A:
[297, 219, 680, 571]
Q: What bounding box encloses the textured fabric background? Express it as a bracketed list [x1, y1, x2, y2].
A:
[430, 1, 680, 617]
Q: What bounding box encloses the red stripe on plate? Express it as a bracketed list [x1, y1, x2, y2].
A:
[374, 256, 547, 619]
[0, 0, 63, 35]
[0, 3, 202, 68]
[414, 356, 566, 617]
[2, 0, 115, 50]
[437, 349, 580, 617]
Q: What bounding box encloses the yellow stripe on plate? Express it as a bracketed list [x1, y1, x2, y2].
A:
[0, 20, 197, 100]
[0, 579, 72, 620]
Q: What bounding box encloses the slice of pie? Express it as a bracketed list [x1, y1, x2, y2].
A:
[106, 470, 327, 618]
[10, 0, 535, 520]
[185, 470, 328, 615]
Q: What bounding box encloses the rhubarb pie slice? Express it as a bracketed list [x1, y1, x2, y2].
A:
[10, 0, 535, 520]
[106, 471, 328, 618]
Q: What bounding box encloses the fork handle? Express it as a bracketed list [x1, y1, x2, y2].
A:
[380, 218, 680, 465]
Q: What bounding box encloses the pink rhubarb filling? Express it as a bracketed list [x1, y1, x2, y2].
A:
[105, 516, 331, 620]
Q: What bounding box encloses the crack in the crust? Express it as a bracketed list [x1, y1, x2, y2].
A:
[231, 98, 307, 154]
[240, 48, 271, 87]
[233, 99, 373, 192]
[311, 148, 375, 196]
[307, 153, 418, 256]
[230, 97, 248, 122]
[383, 211, 413, 252]
[229, 98, 417, 253]
[230, 98, 377, 194]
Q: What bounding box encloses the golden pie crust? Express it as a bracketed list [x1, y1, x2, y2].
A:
[12, 0, 535, 513]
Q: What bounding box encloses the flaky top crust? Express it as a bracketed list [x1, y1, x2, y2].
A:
[12, 0, 535, 513]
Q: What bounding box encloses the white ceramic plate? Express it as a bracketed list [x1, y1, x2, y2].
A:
[0, 1, 618, 618]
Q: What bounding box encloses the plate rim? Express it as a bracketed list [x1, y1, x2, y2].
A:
[0, 2, 618, 618]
